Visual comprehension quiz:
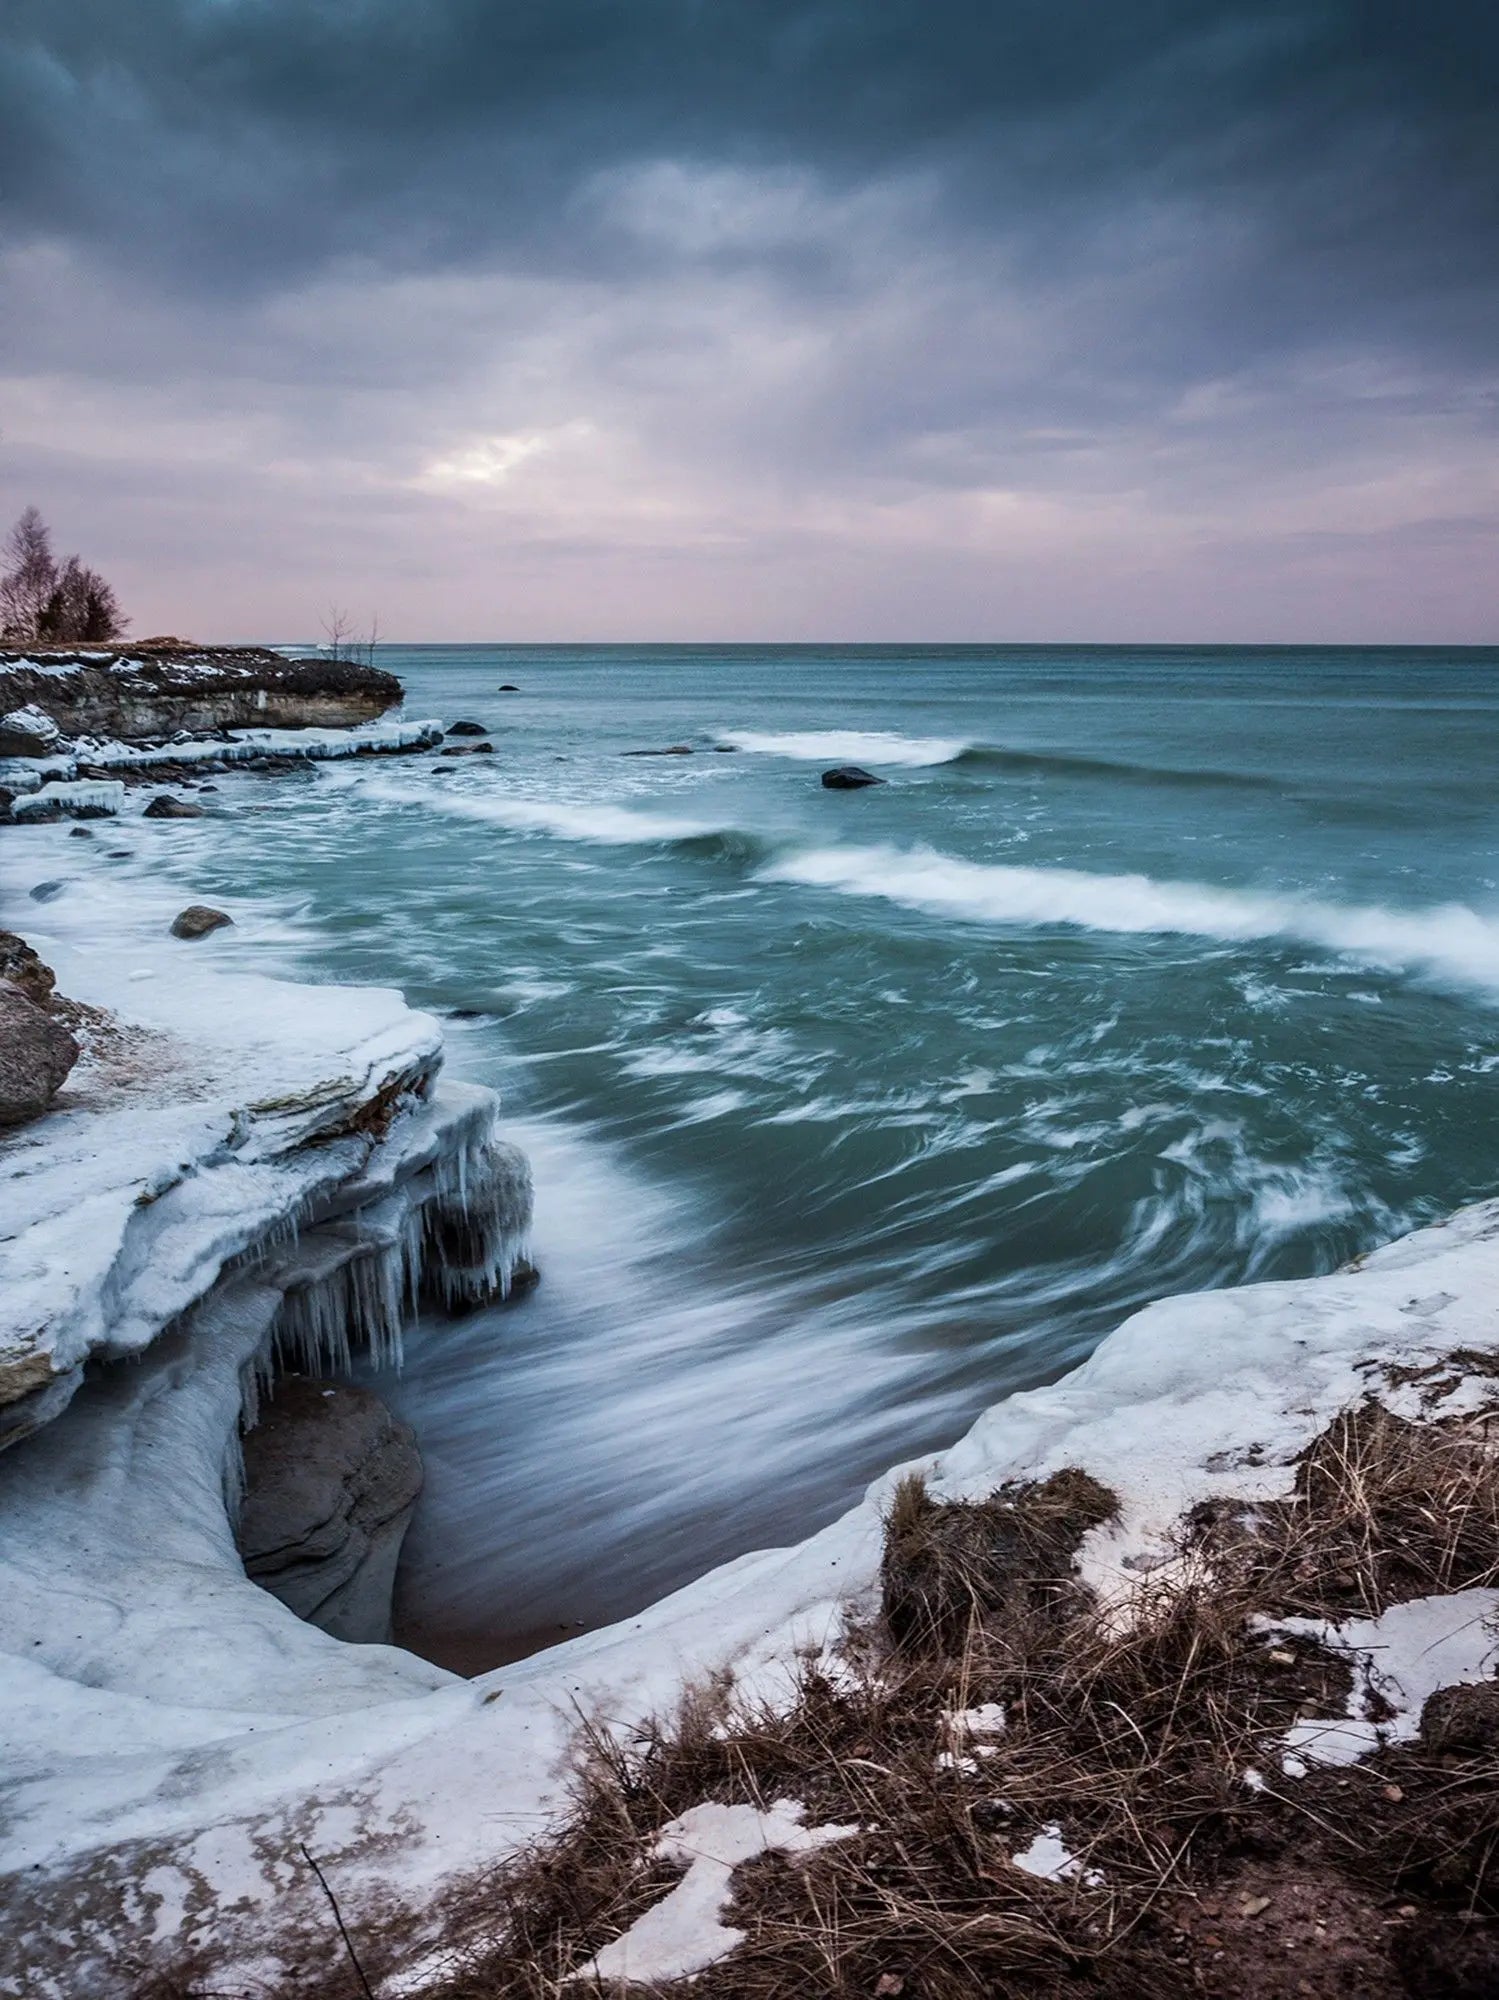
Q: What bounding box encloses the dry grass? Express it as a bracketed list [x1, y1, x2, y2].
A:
[139, 1386, 1499, 1998]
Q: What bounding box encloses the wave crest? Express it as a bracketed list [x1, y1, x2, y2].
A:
[758, 844, 1499, 996]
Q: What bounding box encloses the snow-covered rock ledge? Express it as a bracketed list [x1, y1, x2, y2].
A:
[5, 988, 1499, 2000]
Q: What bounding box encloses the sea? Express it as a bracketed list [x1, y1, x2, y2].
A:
[134, 643, 1499, 1670]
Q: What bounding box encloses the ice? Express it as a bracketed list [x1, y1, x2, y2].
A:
[10, 779, 124, 820]
[1011, 1824, 1103, 1886]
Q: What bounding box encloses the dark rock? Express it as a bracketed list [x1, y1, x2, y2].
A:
[107, 849, 131, 859]
[0, 646, 402, 742]
[142, 794, 205, 819]
[622, 744, 694, 757]
[69, 825, 94, 838]
[0, 933, 57, 1009]
[28, 881, 64, 902]
[821, 765, 885, 789]
[236, 1377, 423, 1645]
[0, 983, 79, 1126]
[713, 744, 740, 752]
[446, 720, 490, 737]
[438, 742, 496, 756]
[0, 705, 60, 758]
[170, 905, 233, 940]
[199, 784, 218, 793]
[497, 683, 520, 691]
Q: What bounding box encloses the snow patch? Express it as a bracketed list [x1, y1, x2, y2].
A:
[577, 1801, 859, 1985]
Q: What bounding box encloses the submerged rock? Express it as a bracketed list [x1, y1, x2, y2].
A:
[438, 741, 496, 756]
[142, 794, 204, 819]
[446, 720, 490, 737]
[0, 983, 79, 1126]
[236, 1376, 422, 1646]
[170, 905, 233, 940]
[821, 765, 885, 789]
[622, 744, 694, 756]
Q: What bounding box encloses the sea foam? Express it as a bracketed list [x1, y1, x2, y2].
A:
[718, 728, 968, 766]
[758, 844, 1499, 998]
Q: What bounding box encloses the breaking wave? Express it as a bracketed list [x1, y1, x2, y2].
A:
[718, 727, 969, 766]
[362, 780, 713, 847]
[757, 845, 1499, 997]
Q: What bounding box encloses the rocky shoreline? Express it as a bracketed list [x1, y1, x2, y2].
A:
[2, 656, 1498, 1997]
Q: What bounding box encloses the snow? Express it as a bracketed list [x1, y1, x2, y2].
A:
[1011, 1824, 1103, 1886]
[578, 1801, 858, 1985]
[1260, 1591, 1499, 1770]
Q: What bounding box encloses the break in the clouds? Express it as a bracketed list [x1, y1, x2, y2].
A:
[2, 1, 1496, 641]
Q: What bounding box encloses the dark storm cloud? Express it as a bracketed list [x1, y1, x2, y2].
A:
[1, 2, 1495, 640]
[4, 3, 1497, 319]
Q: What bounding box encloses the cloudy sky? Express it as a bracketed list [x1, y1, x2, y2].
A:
[2, 2, 1495, 642]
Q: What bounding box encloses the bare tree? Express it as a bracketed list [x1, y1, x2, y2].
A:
[321, 604, 381, 665]
[1, 506, 57, 643]
[0, 509, 127, 644]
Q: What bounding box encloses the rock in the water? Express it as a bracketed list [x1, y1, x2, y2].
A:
[28, 881, 64, 902]
[170, 905, 233, 940]
[0, 704, 61, 757]
[446, 720, 490, 737]
[821, 765, 886, 789]
[0, 983, 79, 1126]
[69, 825, 94, 839]
[142, 794, 205, 819]
[497, 683, 520, 691]
[236, 1377, 423, 1646]
[622, 744, 693, 757]
[438, 742, 495, 756]
[0, 932, 57, 1009]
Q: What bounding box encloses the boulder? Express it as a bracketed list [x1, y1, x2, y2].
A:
[821, 765, 886, 789]
[0, 704, 61, 757]
[0, 932, 57, 1009]
[497, 683, 520, 692]
[69, 825, 94, 839]
[446, 720, 490, 737]
[0, 983, 79, 1126]
[142, 794, 205, 819]
[170, 905, 233, 940]
[28, 881, 64, 902]
[236, 1377, 423, 1646]
[438, 742, 495, 756]
[622, 744, 693, 757]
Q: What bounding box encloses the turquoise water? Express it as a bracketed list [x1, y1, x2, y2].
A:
[143, 645, 1499, 1667]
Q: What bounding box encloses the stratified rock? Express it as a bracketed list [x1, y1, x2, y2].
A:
[142, 794, 204, 819]
[0, 984, 79, 1126]
[0, 933, 57, 1009]
[236, 1377, 423, 1645]
[0, 647, 403, 743]
[0, 705, 61, 757]
[170, 905, 233, 940]
[446, 720, 490, 737]
[821, 765, 886, 789]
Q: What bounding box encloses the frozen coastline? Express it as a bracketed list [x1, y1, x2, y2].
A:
[3, 726, 1499, 1992]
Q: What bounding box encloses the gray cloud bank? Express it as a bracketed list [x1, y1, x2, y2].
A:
[2, 1, 1496, 640]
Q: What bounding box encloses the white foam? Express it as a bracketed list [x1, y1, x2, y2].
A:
[361, 779, 709, 846]
[758, 845, 1499, 998]
[719, 727, 967, 766]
